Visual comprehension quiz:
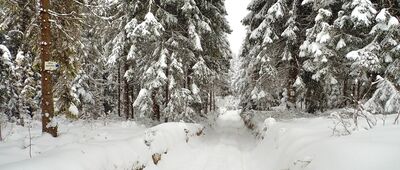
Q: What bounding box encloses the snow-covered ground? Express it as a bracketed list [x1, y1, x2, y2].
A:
[152, 109, 256, 170]
[0, 119, 204, 170]
[1, 96, 399, 170]
[249, 116, 400, 170]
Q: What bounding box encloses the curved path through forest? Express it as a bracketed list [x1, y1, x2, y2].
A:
[150, 98, 258, 170]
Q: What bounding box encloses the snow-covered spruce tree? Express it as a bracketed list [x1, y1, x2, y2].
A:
[128, 9, 167, 121]
[150, 0, 202, 121]
[239, 0, 281, 111]
[345, 1, 400, 104]
[299, 5, 342, 112]
[0, 0, 39, 121]
[364, 76, 400, 115]
[369, 8, 400, 85]
[298, 0, 393, 113]
[338, 0, 379, 102]
[51, 1, 84, 119]
[197, 0, 232, 111]
[63, 0, 118, 119]
[0, 0, 37, 56]
[240, 0, 314, 110]
[106, 0, 144, 120]
[125, 0, 232, 122]
[14, 51, 41, 122]
[0, 45, 15, 120]
[361, 8, 400, 116]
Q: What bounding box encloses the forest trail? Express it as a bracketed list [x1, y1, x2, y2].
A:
[151, 97, 257, 170]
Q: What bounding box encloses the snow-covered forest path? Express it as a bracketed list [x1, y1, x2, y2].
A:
[152, 98, 257, 170]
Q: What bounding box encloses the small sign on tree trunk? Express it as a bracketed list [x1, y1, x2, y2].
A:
[44, 61, 60, 71]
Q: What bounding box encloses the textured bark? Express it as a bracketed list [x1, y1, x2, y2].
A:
[205, 95, 208, 115]
[152, 90, 160, 121]
[40, 0, 57, 137]
[130, 86, 134, 119]
[343, 76, 350, 106]
[287, 59, 298, 108]
[123, 62, 130, 120]
[209, 91, 213, 111]
[212, 90, 216, 111]
[165, 60, 169, 108]
[118, 62, 121, 117]
[356, 81, 361, 101]
[187, 67, 193, 89]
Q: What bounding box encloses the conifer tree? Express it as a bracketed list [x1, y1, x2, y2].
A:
[0, 45, 15, 118]
[51, 0, 84, 119]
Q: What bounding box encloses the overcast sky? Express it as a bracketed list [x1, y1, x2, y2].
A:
[225, 0, 250, 55]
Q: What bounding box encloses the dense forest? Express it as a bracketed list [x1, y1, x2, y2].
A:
[1, 0, 232, 135]
[236, 0, 400, 114]
[1, 0, 400, 137]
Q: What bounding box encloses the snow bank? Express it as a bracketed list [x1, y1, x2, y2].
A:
[248, 115, 400, 170]
[0, 120, 203, 170]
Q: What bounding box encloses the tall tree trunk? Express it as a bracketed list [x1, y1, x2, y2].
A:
[123, 62, 130, 120]
[343, 76, 349, 106]
[356, 81, 361, 101]
[212, 90, 216, 111]
[152, 89, 160, 121]
[287, 59, 298, 108]
[187, 67, 193, 89]
[40, 0, 57, 137]
[209, 91, 213, 111]
[205, 97, 208, 115]
[118, 61, 121, 117]
[130, 86, 134, 119]
[165, 59, 169, 108]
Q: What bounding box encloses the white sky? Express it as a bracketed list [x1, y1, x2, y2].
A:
[225, 0, 250, 55]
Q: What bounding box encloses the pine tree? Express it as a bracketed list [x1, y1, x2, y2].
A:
[106, 0, 145, 120]
[239, 0, 281, 111]
[0, 0, 38, 120]
[364, 76, 400, 115]
[128, 10, 166, 121]
[240, 0, 310, 110]
[370, 8, 400, 87]
[299, 7, 340, 111]
[0, 45, 15, 118]
[78, 0, 126, 118]
[120, 0, 232, 122]
[197, 0, 232, 112]
[51, 0, 84, 119]
[14, 51, 40, 122]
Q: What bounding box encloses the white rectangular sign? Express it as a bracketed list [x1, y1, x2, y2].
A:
[44, 61, 60, 71]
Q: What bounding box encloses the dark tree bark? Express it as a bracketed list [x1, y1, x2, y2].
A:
[152, 90, 160, 121]
[123, 62, 130, 120]
[118, 61, 121, 117]
[212, 90, 216, 111]
[165, 59, 170, 108]
[209, 91, 213, 111]
[356, 81, 361, 101]
[40, 0, 57, 137]
[343, 76, 349, 106]
[287, 59, 298, 108]
[130, 86, 135, 119]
